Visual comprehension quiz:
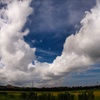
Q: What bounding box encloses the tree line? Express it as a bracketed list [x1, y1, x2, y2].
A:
[0, 85, 100, 91]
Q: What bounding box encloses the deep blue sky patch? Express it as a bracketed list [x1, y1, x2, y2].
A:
[24, 0, 96, 63]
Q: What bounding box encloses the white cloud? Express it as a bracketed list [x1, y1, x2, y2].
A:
[0, 0, 36, 84]
[48, 0, 100, 79]
[38, 0, 100, 85]
[0, 0, 100, 87]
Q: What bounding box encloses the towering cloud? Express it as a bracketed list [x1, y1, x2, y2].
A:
[38, 0, 100, 84]
[0, 0, 36, 85]
[0, 0, 100, 86]
[48, 0, 100, 79]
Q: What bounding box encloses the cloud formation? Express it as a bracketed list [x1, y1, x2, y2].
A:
[30, 0, 95, 33]
[34, 0, 100, 86]
[0, 0, 100, 87]
[0, 0, 36, 85]
[48, 0, 100, 79]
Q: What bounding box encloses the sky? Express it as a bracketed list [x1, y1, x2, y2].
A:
[0, 0, 100, 87]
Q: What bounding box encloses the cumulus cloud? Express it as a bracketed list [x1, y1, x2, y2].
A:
[48, 0, 100, 78]
[0, 0, 36, 85]
[0, 0, 100, 87]
[38, 0, 100, 85]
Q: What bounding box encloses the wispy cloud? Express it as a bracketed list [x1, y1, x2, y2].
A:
[37, 48, 58, 56]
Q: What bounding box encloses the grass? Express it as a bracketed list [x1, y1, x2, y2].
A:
[94, 90, 100, 100]
[0, 89, 99, 100]
[35, 90, 100, 100]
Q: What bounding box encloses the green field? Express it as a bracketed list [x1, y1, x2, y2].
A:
[0, 89, 100, 100]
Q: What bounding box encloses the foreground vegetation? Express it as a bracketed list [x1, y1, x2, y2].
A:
[0, 90, 99, 100]
[0, 85, 100, 100]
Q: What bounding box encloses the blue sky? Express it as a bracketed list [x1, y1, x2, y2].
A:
[0, 0, 100, 87]
[24, 0, 96, 63]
